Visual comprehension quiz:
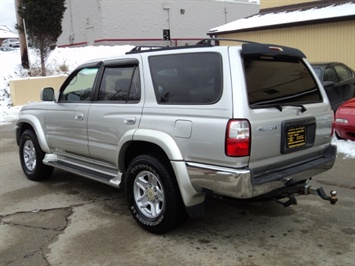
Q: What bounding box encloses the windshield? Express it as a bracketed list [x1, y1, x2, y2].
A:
[244, 56, 322, 106]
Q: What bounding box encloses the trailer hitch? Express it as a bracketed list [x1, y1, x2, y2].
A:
[304, 185, 338, 205]
[271, 183, 338, 207]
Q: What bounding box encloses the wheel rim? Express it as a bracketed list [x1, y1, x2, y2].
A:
[133, 170, 165, 219]
[23, 139, 36, 171]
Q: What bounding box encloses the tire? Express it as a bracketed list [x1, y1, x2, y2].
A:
[335, 131, 343, 140]
[19, 129, 54, 181]
[125, 154, 187, 234]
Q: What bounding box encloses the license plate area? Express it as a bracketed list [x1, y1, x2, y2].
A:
[281, 117, 316, 154]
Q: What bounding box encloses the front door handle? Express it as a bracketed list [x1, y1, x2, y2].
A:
[75, 113, 84, 120]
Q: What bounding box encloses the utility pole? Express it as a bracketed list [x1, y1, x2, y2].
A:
[14, 0, 29, 69]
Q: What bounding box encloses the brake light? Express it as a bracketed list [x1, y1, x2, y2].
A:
[225, 119, 250, 157]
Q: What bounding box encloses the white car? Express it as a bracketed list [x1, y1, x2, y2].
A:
[2, 38, 20, 50]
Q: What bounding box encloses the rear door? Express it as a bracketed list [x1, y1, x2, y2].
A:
[239, 44, 333, 184]
[87, 58, 143, 166]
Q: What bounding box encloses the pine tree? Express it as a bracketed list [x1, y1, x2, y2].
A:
[16, 0, 66, 76]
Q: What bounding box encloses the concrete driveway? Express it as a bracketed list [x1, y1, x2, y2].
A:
[1, 122, 354, 266]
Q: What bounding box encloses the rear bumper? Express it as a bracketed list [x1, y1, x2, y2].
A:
[334, 123, 355, 141]
[188, 144, 337, 199]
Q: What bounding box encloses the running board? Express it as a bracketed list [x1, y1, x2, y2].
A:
[44, 157, 121, 188]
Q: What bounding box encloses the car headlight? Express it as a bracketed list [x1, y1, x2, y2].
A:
[335, 118, 348, 124]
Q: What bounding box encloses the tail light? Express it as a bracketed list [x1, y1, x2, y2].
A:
[225, 119, 250, 157]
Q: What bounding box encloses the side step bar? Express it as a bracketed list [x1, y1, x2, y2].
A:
[44, 159, 122, 188]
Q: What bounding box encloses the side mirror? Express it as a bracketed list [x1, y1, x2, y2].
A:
[323, 81, 335, 88]
[41, 87, 55, 101]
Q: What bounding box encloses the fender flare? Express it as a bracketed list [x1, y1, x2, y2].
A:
[132, 128, 184, 160]
[16, 114, 50, 153]
[118, 129, 205, 208]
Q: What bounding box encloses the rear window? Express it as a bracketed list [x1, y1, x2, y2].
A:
[244, 56, 322, 107]
[149, 52, 222, 104]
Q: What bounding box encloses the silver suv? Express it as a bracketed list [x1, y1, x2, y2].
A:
[15, 39, 338, 234]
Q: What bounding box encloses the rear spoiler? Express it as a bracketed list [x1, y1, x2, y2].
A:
[242, 43, 306, 58]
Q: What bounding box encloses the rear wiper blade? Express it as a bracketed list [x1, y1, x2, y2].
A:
[250, 103, 307, 113]
[286, 104, 307, 112]
[250, 103, 283, 112]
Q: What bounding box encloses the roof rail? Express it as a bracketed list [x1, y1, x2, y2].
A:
[127, 46, 166, 53]
[196, 38, 258, 46]
[125, 38, 258, 54]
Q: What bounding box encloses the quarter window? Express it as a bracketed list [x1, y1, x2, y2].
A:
[149, 52, 222, 104]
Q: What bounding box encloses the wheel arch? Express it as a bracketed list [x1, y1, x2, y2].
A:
[119, 129, 205, 212]
[16, 115, 50, 153]
[119, 129, 184, 172]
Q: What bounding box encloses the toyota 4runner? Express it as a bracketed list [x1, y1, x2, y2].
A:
[15, 39, 338, 234]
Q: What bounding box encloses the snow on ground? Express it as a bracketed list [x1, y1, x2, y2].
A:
[0, 45, 354, 158]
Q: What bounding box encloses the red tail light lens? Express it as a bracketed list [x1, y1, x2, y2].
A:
[225, 119, 250, 157]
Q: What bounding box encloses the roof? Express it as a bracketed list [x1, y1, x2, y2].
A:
[209, 0, 355, 34]
[0, 25, 18, 39]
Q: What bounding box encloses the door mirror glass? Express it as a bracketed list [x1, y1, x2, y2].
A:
[41, 87, 55, 101]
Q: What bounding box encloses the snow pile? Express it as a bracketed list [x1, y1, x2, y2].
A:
[332, 138, 355, 159]
[0, 45, 354, 158]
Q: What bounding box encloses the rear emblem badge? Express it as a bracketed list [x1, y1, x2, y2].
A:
[257, 125, 277, 131]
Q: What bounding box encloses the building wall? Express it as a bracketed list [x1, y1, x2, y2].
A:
[260, 0, 319, 9]
[218, 19, 355, 70]
[58, 0, 259, 47]
[9, 76, 67, 106]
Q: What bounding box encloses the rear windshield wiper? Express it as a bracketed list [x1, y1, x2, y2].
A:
[250, 103, 283, 111]
[286, 103, 307, 112]
[250, 103, 307, 112]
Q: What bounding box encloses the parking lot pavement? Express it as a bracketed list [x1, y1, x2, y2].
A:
[1, 122, 354, 266]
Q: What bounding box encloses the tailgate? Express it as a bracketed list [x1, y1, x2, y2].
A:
[240, 43, 333, 184]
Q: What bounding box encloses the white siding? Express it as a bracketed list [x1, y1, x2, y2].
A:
[58, 0, 259, 47]
[219, 20, 355, 70]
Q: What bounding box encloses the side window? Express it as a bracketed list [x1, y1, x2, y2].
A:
[323, 67, 338, 83]
[59, 67, 98, 102]
[149, 53, 222, 104]
[334, 65, 351, 82]
[97, 66, 140, 103]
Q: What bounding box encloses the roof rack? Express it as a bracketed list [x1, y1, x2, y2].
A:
[195, 38, 258, 45]
[128, 46, 166, 52]
[126, 38, 258, 54]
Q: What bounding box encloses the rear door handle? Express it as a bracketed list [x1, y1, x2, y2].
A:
[75, 113, 84, 120]
[124, 117, 136, 125]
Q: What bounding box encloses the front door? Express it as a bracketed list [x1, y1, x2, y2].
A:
[45, 66, 100, 157]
